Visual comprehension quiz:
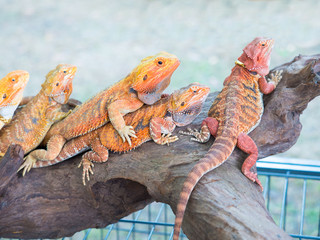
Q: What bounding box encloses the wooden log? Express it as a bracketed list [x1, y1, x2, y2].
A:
[0, 54, 319, 239]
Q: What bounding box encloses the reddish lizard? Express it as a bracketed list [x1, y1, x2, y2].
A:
[0, 70, 29, 129]
[173, 37, 282, 240]
[20, 83, 210, 185]
[19, 52, 180, 172]
[0, 64, 77, 157]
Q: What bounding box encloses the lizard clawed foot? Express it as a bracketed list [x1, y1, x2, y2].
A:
[179, 127, 198, 136]
[179, 127, 208, 143]
[159, 133, 179, 145]
[78, 158, 94, 186]
[268, 69, 283, 87]
[118, 125, 137, 146]
[18, 155, 37, 176]
[243, 170, 263, 191]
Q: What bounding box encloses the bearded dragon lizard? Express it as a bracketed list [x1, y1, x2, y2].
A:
[20, 83, 210, 185]
[19, 52, 180, 172]
[0, 64, 77, 156]
[0, 70, 29, 129]
[173, 37, 282, 240]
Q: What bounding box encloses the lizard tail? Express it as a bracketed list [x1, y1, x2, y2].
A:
[173, 132, 237, 240]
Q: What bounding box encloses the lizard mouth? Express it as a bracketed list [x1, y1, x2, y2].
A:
[50, 77, 73, 104]
[137, 74, 172, 105]
[51, 92, 69, 104]
[171, 104, 202, 127]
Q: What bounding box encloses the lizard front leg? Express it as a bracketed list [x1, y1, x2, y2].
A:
[237, 132, 263, 191]
[107, 98, 143, 146]
[258, 70, 282, 94]
[150, 116, 178, 145]
[78, 137, 109, 185]
[180, 117, 218, 143]
[46, 105, 72, 123]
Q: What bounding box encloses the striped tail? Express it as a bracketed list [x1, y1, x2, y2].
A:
[33, 137, 90, 168]
[173, 131, 237, 240]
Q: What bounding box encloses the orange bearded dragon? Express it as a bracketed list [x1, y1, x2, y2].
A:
[0, 70, 29, 129]
[173, 37, 282, 240]
[0, 64, 77, 157]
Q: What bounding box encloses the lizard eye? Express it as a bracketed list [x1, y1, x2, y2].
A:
[12, 78, 15, 81]
[261, 43, 266, 47]
[63, 70, 67, 74]
[156, 58, 164, 67]
[181, 102, 185, 106]
[3, 93, 7, 99]
[143, 75, 148, 81]
[56, 83, 59, 86]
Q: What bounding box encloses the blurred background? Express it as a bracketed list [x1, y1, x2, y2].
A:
[1, 0, 319, 159]
[0, 0, 319, 239]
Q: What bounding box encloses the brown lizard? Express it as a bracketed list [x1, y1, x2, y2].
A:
[20, 83, 210, 185]
[19, 52, 180, 172]
[0, 64, 77, 157]
[173, 37, 282, 240]
[0, 70, 29, 129]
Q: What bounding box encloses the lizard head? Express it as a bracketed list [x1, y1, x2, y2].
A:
[131, 51, 180, 105]
[168, 82, 210, 127]
[238, 37, 274, 76]
[0, 70, 29, 108]
[42, 64, 77, 104]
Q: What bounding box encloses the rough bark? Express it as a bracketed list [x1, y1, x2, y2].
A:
[0, 54, 319, 239]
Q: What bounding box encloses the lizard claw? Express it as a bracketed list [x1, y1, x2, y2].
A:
[18, 155, 37, 176]
[269, 69, 283, 87]
[119, 125, 137, 146]
[180, 127, 208, 142]
[243, 170, 263, 191]
[78, 158, 94, 186]
[179, 127, 195, 136]
[159, 133, 179, 145]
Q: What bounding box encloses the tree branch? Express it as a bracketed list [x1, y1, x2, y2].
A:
[0, 54, 319, 239]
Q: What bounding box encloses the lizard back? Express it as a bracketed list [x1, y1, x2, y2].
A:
[0, 92, 54, 154]
[45, 77, 136, 141]
[209, 65, 263, 135]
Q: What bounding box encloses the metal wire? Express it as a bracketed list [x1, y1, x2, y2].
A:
[90, 156, 319, 240]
